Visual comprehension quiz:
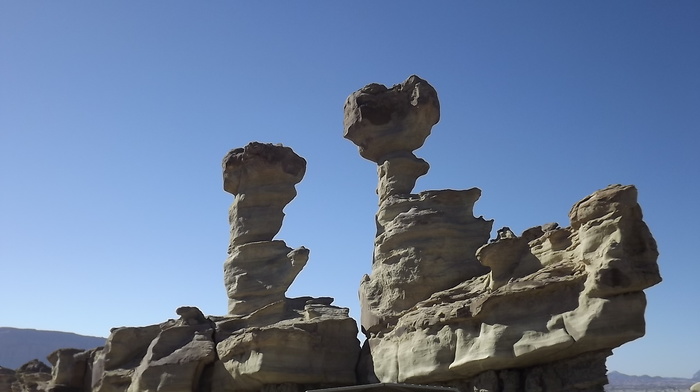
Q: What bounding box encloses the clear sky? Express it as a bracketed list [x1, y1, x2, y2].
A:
[1, 1, 698, 379]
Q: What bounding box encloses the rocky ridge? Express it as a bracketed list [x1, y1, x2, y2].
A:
[345, 76, 662, 391]
[3, 76, 663, 392]
[605, 371, 699, 391]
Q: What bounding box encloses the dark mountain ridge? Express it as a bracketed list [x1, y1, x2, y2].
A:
[0, 327, 105, 369]
[606, 370, 699, 391]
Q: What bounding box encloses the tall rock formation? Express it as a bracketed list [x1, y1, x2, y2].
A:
[31, 77, 661, 392]
[344, 75, 493, 332]
[45, 142, 359, 392]
[222, 142, 309, 316]
[345, 76, 661, 391]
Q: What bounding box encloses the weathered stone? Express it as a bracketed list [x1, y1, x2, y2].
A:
[358, 184, 660, 385]
[127, 325, 216, 392]
[18, 359, 51, 374]
[92, 325, 161, 392]
[47, 348, 96, 392]
[224, 241, 308, 316]
[345, 77, 493, 333]
[222, 142, 311, 317]
[360, 189, 492, 332]
[215, 307, 359, 392]
[1, 360, 52, 392]
[347, 77, 661, 390]
[344, 75, 439, 163]
[222, 142, 306, 247]
[35, 78, 662, 392]
[344, 75, 439, 202]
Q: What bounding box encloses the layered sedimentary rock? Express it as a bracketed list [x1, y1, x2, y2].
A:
[215, 142, 359, 391]
[222, 142, 309, 316]
[344, 76, 493, 332]
[34, 77, 661, 392]
[50, 142, 359, 392]
[346, 76, 661, 391]
[0, 360, 52, 392]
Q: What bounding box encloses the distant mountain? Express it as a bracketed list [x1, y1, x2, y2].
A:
[0, 327, 105, 369]
[606, 370, 698, 391]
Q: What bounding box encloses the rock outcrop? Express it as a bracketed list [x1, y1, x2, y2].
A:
[345, 76, 661, 391]
[222, 142, 309, 316]
[345, 76, 493, 332]
[0, 359, 52, 392]
[32, 77, 661, 392]
[45, 142, 359, 392]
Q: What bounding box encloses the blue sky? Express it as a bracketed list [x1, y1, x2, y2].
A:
[1, 1, 698, 378]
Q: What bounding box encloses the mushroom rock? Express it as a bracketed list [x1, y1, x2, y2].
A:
[82, 144, 361, 392]
[345, 76, 493, 333]
[222, 142, 306, 246]
[222, 142, 309, 316]
[215, 142, 360, 391]
[344, 75, 438, 202]
[347, 76, 661, 391]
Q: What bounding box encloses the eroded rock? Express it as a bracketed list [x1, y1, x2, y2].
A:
[359, 184, 660, 389]
[347, 76, 661, 391]
[345, 77, 493, 333]
[222, 142, 310, 316]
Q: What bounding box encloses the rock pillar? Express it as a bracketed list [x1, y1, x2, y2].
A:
[344, 76, 493, 333]
[222, 142, 309, 316]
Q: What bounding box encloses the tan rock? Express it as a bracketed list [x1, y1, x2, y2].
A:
[1, 360, 52, 392]
[47, 348, 100, 391]
[360, 189, 492, 332]
[127, 325, 215, 392]
[222, 142, 310, 317]
[92, 325, 161, 392]
[344, 75, 438, 202]
[359, 184, 661, 386]
[344, 75, 439, 163]
[224, 241, 308, 316]
[691, 382, 700, 392]
[222, 142, 306, 247]
[345, 77, 493, 333]
[215, 305, 359, 392]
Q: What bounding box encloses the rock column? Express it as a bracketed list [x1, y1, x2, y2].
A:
[344, 76, 493, 333]
[222, 142, 309, 316]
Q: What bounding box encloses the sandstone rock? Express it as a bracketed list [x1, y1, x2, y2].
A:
[347, 77, 661, 391]
[214, 303, 359, 392]
[224, 241, 308, 316]
[691, 382, 700, 392]
[18, 359, 51, 374]
[344, 75, 438, 202]
[127, 323, 215, 392]
[222, 142, 306, 247]
[344, 74, 439, 163]
[78, 143, 359, 392]
[222, 142, 310, 316]
[345, 77, 493, 333]
[92, 325, 161, 392]
[359, 184, 661, 386]
[360, 189, 492, 332]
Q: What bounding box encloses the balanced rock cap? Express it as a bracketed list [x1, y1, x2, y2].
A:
[222, 142, 307, 195]
[343, 75, 440, 163]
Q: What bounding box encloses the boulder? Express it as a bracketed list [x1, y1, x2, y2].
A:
[2, 360, 52, 392]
